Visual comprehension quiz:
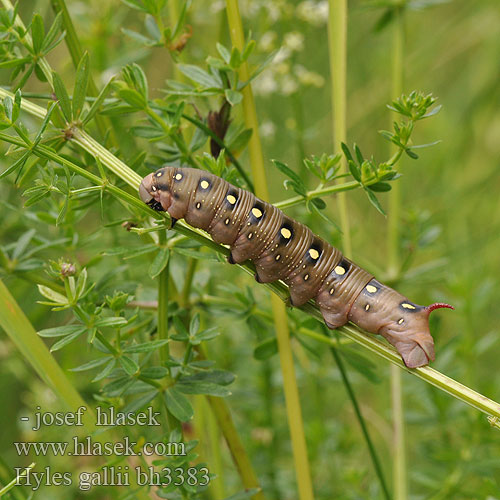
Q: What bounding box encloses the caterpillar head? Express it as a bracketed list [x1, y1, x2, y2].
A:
[379, 302, 454, 368]
[139, 168, 172, 212]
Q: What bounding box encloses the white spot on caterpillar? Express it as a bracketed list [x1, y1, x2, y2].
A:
[227, 194, 236, 204]
[366, 285, 377, 294]
[309, 248, 320, 260]
[276, 255, 281, 261]
[225, 218, 230, 225]
[329, 288, 334, 295]
[398, 318, 404, 324]
[334, 265, 346, 275]
[175, 173, 183, 180]
[196, 202, 201, 209]
[304, 274, 309, 281]
[365, 304, 370, 311]
[252, 207, 263, 218]
[402, 303, 416, 310]
[200, 180, 210, 189]
[248, 233, 253, 239]
[281, 228, 291, 239]
[156, 171, 163, 177]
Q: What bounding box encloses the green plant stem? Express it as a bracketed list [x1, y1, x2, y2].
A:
[327, 2, 391, 496]
[330, 345, 391, 500]
[327, 0, 351, 257]
[388, 7, 407, 500]
[157, 231, 170, 364]
[1, 92, 500, 434]
[226, 2, 315, 498]
[207, 395, 265, 500]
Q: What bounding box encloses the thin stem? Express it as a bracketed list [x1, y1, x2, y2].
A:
[207, 395, 265, 499]
[157, 231, 170, 364]
[226, 2, 315, 498]
[327, 0, 351, 257]
[388, 6, 407, 500]
[330, 344, 391, 500]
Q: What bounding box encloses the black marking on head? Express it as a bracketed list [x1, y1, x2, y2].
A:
[156, 182, 169, 192]
[147, 199, 164, 211]
[279, 221, 294, 245]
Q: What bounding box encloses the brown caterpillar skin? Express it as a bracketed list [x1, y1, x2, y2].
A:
[139, 166, 453, 368]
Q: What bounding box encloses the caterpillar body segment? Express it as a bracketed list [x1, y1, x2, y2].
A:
[139, 166, 453, 368]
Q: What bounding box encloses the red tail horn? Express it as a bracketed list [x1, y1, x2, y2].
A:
[427, 302, 454, 315]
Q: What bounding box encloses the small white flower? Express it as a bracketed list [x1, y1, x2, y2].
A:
[253, 72, 278, 96]
[259, 31, 277, 52]
[297, 0, 329, 26]
[274, 46, 291, 64]
[284, 31, 305, 52]
[260, 121, 276, 138]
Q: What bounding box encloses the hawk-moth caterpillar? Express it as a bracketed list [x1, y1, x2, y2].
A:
[139, 166, 453, 368]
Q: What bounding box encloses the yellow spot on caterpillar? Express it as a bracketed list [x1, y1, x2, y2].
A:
[398, 318, 404, 324]
[304, 274, 309, 281]
[225, 218, 230, 225]
[281, 228, 291, 239]
[248, 233, 253, 239]
[156, 171, 163, 177]
[309, 248, 319, 260]
[402, 303, 416, 310]
[200, 180, 209, 189]
[275, 255, 281, 261]
[175, 173, 183, 180]
[329, 288, 335, 295]
[366, 285, 377, 294]
[151, 185, 157, 192]
[252, 207, 263, 218]
[334, 265, 346, 275]
[196, 202, 201, 209]
[227, 195, 236, 204]
[365, 304, 370, 311]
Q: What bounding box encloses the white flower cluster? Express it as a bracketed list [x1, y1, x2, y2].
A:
[296, 0, 329, 26]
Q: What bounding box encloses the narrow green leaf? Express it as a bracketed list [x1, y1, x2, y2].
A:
[119, 356, 139, 376]
[164, 387, 193, 422]
[124, 339, 170, 353]
[224, 89, 243, 106]
[368, 182, 391, 192]
[177, 64, 221, 88]
[254, 337, 278, 360]
[82, 76, 115, 126]
[176, 381, 231, 397]
[38, 325, 86, 338]
[189, 313, 200, 336]
[69, 357, 111, 372]
[92, 359, 116, 382]
[364, 189, 386, 216]
[73, 53, 90, 120]
[50, 330, 83, 352]
[52, 72, 72, 122]
[140, 366, 169, 379]
[122, 390, 158, 414]
[31, 14, 45, 54]
[149, 247, 169, 279]
[41, 12, 63, 53]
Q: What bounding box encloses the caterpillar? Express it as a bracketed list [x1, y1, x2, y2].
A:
[139, 166, 453, 368]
